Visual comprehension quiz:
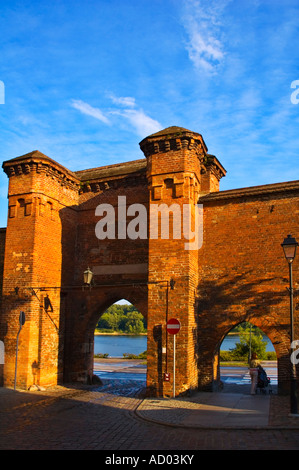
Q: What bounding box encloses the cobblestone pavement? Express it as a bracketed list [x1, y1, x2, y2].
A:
[1, 380, 299, 451]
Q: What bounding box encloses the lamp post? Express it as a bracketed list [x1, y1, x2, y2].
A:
[281, 234, 299, 415]
[83, 267, 93, 289]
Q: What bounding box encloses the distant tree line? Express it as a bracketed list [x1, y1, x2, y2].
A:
[96, 303, 147, 335]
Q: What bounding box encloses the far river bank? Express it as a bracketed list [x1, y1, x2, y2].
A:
[93, 331, 275, 359]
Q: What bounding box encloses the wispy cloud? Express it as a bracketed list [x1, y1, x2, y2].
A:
[181, 0, 230, 72]
[71, 99, 111, 124]
[71, 95, 162, 137]
[115, 108, 161, 137]
[109, 94, 136, 108]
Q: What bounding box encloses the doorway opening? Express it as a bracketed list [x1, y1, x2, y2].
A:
[218, 322, 277, 392]
[93, 299, 147, 387]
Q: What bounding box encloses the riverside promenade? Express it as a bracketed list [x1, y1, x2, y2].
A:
[1, 377, 299, 452]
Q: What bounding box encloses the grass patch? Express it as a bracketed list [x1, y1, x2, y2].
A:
[220, 350, 277, 363]
[94, 350, 147, 360]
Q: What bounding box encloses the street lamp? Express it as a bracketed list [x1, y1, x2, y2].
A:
[282, 234, 298, 264]
[281, 234, 299, 416]
[83, 267, 93, 288]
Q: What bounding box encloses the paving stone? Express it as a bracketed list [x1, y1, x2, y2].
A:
[1, 380, 299, 451]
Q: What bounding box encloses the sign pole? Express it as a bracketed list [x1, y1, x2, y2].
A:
[173, 334, 176, 398]
[166, 318, 180, 397]
[14, 312, 26, 391]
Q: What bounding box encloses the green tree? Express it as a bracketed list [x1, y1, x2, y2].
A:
[230, 324, 268, 360]
[96, 304, 146, 333]
[97, 310, 123, 330]
[119, 311, 146, 334]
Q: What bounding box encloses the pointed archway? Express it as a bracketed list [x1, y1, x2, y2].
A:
[218, 322, 277, 392]
[92, 299, 147, 385]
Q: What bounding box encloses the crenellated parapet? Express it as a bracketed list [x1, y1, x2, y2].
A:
[200, 154, 226, 193]
[139, 126, 208, 157]
[2, 150, 81, 193]
[140, 126, 226, 196]
[75, 159, 147, 197]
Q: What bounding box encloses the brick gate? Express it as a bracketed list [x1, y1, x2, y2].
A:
[0, 126, 298, 396]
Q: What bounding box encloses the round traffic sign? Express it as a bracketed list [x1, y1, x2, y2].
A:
[166, 318, 181, 335]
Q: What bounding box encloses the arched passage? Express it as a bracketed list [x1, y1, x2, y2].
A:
[91, 298, 147, 385]
[62, 285, 148, 385]
[220, 322, 276, 361]
[94, 299, 146, 353]
[217, 322, 277, 391]
[208, 320, 286, 393]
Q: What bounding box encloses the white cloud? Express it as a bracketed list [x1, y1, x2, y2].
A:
[71, 95, 162, 138]
[118, 108, 162, 137]
[187, 31, 224, 72]
[109, 94, 136, 108]
[182, 0, 230, 72]
[109, 94, 162, 136]
[71, 99, 110, 124]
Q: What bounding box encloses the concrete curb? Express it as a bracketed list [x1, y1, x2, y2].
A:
[134, 396, 299, 431]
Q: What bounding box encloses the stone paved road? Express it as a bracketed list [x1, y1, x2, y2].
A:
[1, 380, 299, 452]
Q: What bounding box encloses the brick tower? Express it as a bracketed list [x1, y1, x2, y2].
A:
[140, 126, 226, 396]
[1, 152, 79, 388]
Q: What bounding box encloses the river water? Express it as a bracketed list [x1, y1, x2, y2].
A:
[94, 333, 275, 357]
[94, 335, 147, 357]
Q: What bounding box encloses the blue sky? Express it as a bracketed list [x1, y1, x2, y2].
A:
[0, 0, 299, 227]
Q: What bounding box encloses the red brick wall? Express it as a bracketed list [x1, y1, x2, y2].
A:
[0, 228, 5, 296]
[1, 152, 151, 388]
[1, 152, 79, 388]
[62, 173, 150, 383]
[197, 185, 299, 392]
